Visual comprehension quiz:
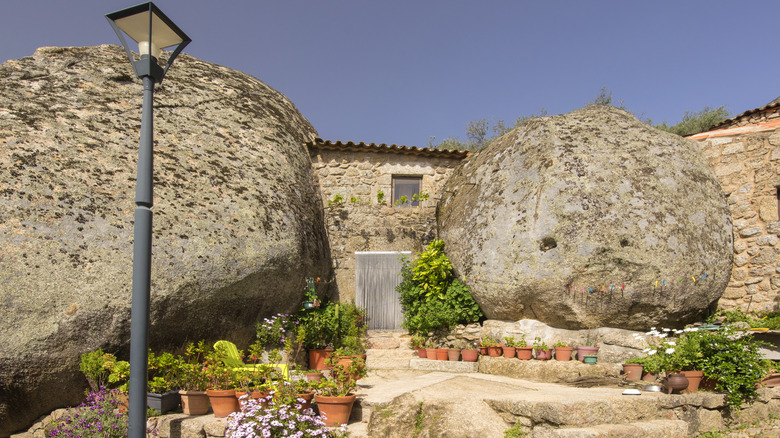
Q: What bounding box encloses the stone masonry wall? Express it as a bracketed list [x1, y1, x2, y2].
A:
[692, 127, 780, 312]
[309, 146, 464, 302]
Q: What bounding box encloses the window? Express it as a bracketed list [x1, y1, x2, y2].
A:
[392, 176, 422, 207]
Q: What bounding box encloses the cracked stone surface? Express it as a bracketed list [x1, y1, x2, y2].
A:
[0, 45, 330, 435]
[438, 105, 733, 330]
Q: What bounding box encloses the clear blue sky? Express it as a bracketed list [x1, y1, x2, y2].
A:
[2, 1, 778, 147]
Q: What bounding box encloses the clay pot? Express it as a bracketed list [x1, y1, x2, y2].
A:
[502, 346, 516, 358]
[315, 393, 356, 426]
[416, 348, 427, 359]
[622, 363, 643, 381]
[479, 346, 488, 355]
[435, 349, 448, 361]
[306, 371, 325, 382]
[308, 348, 334, 370]
[179, 390, 210, 415]
[516, 347, 533, 360]
[554, 346, 574, 361]
[642, 372, 658, 382]
[664, 373, 689, 394]
[425, 348, 437, 360]
[296, 392, 315, 412]
[681, 370, 703, 393]
[447, 348, 460, 361]
[576, 346, 599, 362]
[206, 389, 240, 417]
[461, 349, 479, 362]
[487, 346, 502, 357]
[534, 348, 552, 360]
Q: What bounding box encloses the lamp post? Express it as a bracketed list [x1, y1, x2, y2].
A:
[106, 3, 190, 437]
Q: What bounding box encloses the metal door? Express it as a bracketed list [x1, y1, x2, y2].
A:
[355, 251, 410, 330]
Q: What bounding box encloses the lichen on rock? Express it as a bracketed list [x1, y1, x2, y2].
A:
[0, 45, 330, 435]
[438, 105, 732, 330]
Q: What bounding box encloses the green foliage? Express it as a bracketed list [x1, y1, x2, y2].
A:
[393, 195, 409, 207]
[655, 106, 729, 136]
[107, 360, 129, 392]
[532, 337, 549, 351]
[479, 336, 501, 348]
[376, 189, 385, 205]
[147, 350, 182, 393]
[397, 240, 484, 334]
[503, 335, 528, 348]
[327, 194, 344, 207]
[79, 349, 117, 391]
[178, 341, 211, 391]
[697, 326, 768, 409]
[297, 302, 367, 353]
[503, 422, 529, 437]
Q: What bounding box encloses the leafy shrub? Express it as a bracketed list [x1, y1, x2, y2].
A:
[398, 240, 484, 334]
[79, 349, 117, 392]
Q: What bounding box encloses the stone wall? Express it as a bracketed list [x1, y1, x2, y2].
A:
[691, 123, 780, 312]
[308, 141, 466, 302]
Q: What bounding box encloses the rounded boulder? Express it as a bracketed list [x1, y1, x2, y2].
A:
[438, 105, 732, 330]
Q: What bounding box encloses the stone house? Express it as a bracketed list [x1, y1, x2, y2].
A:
[689, 98, 780, 313]
[307, 139, 468, 328]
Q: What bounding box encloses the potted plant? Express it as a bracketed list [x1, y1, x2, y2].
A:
[313, 352, 367, 426]
[178, 341, 212, 415]
[326, 348, 367, 381]
[553, 340, 574, 361]
[424, 341, 437, 361]
[622, 357, 644, 381]
[501, 337, 517, 358]
[509, 335, 532, 360]
[459, 340, 479, 362]
[410, 334, 427, 358]
[203, 348, 240, 417]
[480, 336, 502, 357]
[435, 342, 449, 361]
[576, 328, 600, 361]
[533, 337, 551, 360]
[107, 359, 130, 412]
[146, 350, 182, 414]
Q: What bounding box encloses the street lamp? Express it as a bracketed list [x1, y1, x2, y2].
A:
[106, 3, 190, 437]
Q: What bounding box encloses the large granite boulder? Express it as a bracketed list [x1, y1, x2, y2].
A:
[438, 105, 732, 330]
[0, 46, 330, 435]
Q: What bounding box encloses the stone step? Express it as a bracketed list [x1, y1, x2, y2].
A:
[366, 348, 416, 370]
[410, 358, 479, 373]
[366, 329, 411, 350]
[530, 419, 689, 438]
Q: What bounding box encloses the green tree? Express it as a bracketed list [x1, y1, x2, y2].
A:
[654, 106, 730, 136]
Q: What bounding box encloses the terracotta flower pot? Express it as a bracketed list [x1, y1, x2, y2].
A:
[576, 346, 599, 362]
[179, 390, 210, 415]
[306, 371, 324, 382]
[622, 363, 643, 381]
[435, 349, 448, 361]
[416, 348, 427, 358]
[534, 348, 552, 360]
[425, 348, 437, 360]
[642, 372, 658, 382]
[315, 393, 356, 426]
[516, 347, 533, 360]
[681, 370, 703, 393]
[502, 346, 516, 358]
[308, 348, 334, 370]
[487, 346, 502, 357]
[479, 346, 488, 355]
[447, 348, 460, 361]
[554, 346, 574, 361]
[206, 389, 239, 417]
[297, 392, 315, 412]
[461, 349, 479, 362]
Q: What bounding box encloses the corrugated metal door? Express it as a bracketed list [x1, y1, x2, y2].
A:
[355, 251, 409, 330]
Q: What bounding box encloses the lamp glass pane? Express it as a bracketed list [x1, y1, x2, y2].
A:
[114, 11, 184, 52]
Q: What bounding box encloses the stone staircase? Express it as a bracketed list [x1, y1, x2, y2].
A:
[354, 331, 780, 437]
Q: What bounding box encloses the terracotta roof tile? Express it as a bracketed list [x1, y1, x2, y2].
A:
[306, 138, 469, 159]
[710, 98, 780, 130]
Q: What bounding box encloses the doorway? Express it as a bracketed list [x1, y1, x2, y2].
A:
[355, 251, 410, 330]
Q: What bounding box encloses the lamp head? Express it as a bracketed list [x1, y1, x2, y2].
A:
[106, 2, 191, 82]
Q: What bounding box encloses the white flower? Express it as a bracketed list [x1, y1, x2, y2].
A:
[665, 348, 675, 355]
[666, 341, 676, 346]
[662, 328, 671, 332]
[648, 349, 657, 355]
